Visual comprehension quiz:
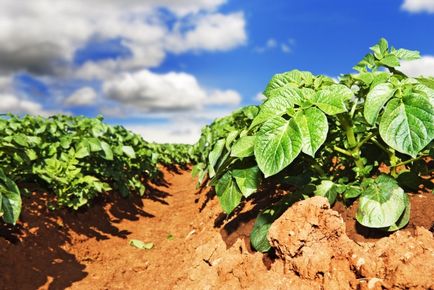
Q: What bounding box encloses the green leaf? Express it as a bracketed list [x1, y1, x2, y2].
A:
[87, 138, 102, 152]
[314, 180, 338, 205]
[25, 149, 38, 161]
[122, 146, 136, 158]
[370, 38, 388, 59]
[356, 175, 406, 228]
[208, 139, 226, 178]
[386, 193, 410, 231]
[0, 169, 22, 224]
[225, 130, 239, 150]
[230, 136, 255, 158]
[13, 134, 28, 147]
[254, 117, 302, 178]
[232, 166, 261, 198]
[294, 107, 328, 157]
[379, 95, 434, 157]
[380, 55, 400, 67]
[129, 239, 154, 250]
[75, 145, 90, 159]
[392, 48, 420, 61]
[263, 70, 312, 98]
[343, 186, 362, 200]
[250, 193, 303, 252]
[364, 83, 396, 125]
[313, 84, 353, 115]
[100, 141, 113, 160]
[215, 171, 242, 214]
[250, 95, 295, 128]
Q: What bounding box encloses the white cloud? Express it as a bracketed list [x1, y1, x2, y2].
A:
[400, 56, 434, 77]
[0, 94, 60, 116]
[255, 92, 266, 101]
[103, 70, 241, 112]
[64, 87, 97, 106]
[401, 0, 434, 13]
[254, 38, 277, 53]
[205, 90, 242, 105]
[166, 12, 246, 53]
[254, 38, 295, 54]
[0, 0, 245, 76]
[124, 121, 203, 144]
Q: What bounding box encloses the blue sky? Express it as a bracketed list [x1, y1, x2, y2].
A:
[0, 0, 433, 143]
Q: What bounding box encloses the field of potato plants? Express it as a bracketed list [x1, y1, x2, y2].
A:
[1, 39, 433, 289]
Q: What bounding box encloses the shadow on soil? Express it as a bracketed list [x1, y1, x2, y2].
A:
[0, 169, 174, 290]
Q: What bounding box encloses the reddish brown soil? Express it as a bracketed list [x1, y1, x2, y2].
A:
[0, 169, 433, 290]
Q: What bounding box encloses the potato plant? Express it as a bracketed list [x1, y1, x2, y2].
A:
[194, 39, 434, 251]
[0, 114, 196, 224]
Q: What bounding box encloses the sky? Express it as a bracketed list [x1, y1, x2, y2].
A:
[1, 0, 434, 144]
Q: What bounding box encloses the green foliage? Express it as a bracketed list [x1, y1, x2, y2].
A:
[194, 39, 434, 251]
[0, 168, 21, 224]
[0, 114, 195, 223]
[356, 175, 408, 229]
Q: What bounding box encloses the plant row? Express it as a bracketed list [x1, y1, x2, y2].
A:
[0, 114, 195, 224]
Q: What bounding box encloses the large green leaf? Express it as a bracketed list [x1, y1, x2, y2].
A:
[391, 48, 420, 61]
[313, 84, 353, 115]
[215, 171, 242, 214]
[364, 83, 396, 125]
[0, 169, 22, 225]
[230, 136, 255, 158]
[379, 94, 434, 157]
[356, 175, 406, 228]
[263, 70, 312, 98]
[294, 107, 328, 157]
[232, 166, 261, 198]
[254, 117, 302, 178]
[250, 95, 295, 128]
[380, 55, 400, 67]
[122, 145, 136, 159]
[100, 141, 113, 160]
[386, 192, 410, 231]
[208, 139, 226, 178]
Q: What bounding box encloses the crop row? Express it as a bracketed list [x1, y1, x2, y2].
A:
[0, 114, 195, 224]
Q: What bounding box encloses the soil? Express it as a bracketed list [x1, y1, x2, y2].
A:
[0, 168, 433, 290]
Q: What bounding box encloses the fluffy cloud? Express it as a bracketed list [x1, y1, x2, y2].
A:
[0, 0, 246, 143]
[125, 121, 203, 144]
[400, 56, 434, 77]
[103, 70, 241, 112]
[0, 94, 60, 116]
[0, 0, 245, 76]
[166, 12, 246, 53]
[401, 0, 434, 13]
[64, 87, 98, 106]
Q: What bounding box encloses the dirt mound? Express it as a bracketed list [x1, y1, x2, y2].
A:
[0, 169, 433, 289]
[268, 196, 434, 289]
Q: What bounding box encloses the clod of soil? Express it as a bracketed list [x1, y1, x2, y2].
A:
[268, 196, 434, 290]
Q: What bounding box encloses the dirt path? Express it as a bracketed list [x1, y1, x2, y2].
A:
[0, 168, 433, 290]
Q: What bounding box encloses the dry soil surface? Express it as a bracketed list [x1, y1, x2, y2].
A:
[0, 168, 433, 290]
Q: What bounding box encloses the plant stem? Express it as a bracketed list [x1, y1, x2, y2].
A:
[391, 155, 427, 168]
[333, 146, 352, 157]
[338, 114, 357, 148]
[355, 132, 375, 151]
[337, 114, 365, 173]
